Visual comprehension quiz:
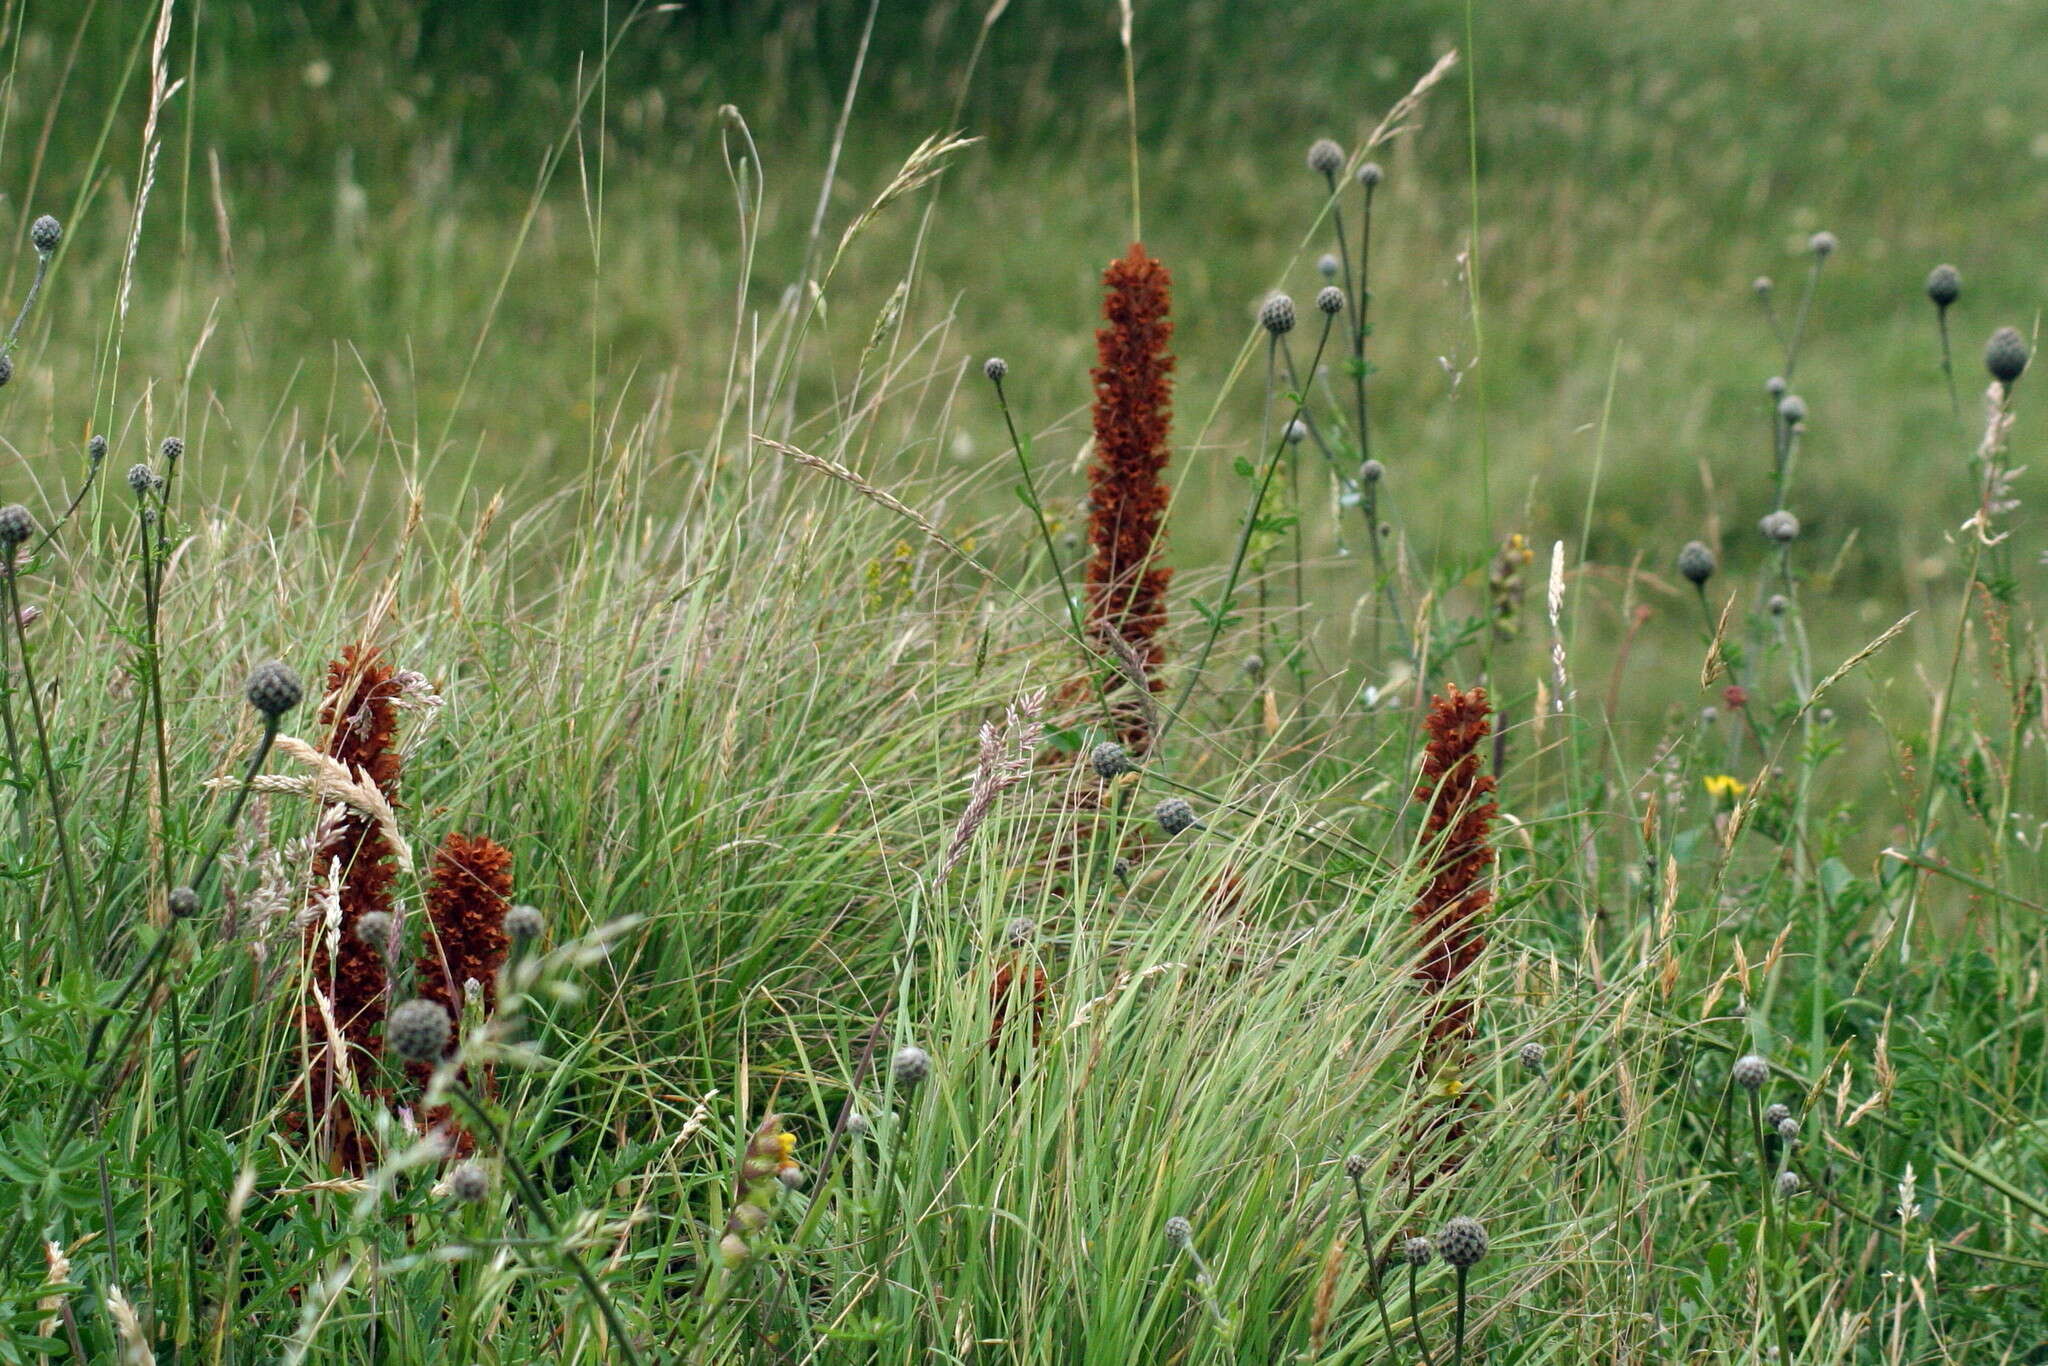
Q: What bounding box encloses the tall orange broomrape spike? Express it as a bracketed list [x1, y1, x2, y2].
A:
[412, 831, 513, 1151]
[1087, 243, 1175, 754]
[1408, 684, 1498, 1185]
[303, 643, 405, 1170]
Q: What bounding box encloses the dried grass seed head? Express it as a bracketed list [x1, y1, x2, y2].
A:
[1926, 264, 1960, 308]
[386, 998, 452, 1063]
[1259, 293, 1296, 336]
[1306, 138, 1345, 176]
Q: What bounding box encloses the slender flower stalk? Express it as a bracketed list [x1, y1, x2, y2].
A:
[1167, 310, 1336, 743]
[0, 543, 86, 956]
[987, 361, 1088, 653]
[1403, 1236, 1437, 1365]
[1927, 265, 1961, 417]
[1344, 1156, 1403, 1353]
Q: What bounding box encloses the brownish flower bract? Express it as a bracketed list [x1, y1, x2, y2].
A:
[1087, 243, 1175, 754]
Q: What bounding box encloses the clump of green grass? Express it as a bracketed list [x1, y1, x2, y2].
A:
[2, 6, 2048, 1363]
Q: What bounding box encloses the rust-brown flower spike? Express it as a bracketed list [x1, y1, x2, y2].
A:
[1087, 243, 1176, 754]
[301, 643, 406, 1168]
[1405, 685, 1498, 1189]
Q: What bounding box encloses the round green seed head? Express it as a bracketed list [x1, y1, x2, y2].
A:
[1436, 1216, 1488, 1269]
[245, 660, 304, 717]
[1926, 264, 1960, 308]
[891, 1045, 930, 1089]
[505, 904, 544, 940]
[449, 1161, 490, 1203]
[1677, 540, 1716, 586]
[1259, 293, 1296, 336]
[386, 998, 452, 1063]
[1986, 326, 2029, 385]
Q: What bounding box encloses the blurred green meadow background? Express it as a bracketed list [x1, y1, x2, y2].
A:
[6, 0, 2046, 803]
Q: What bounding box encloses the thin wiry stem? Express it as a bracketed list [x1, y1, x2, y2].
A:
[1782, 252, 1827, 380]
[0, 558, 30, 845]
[3, 251, 51, 352]
[28, 457, 101, 559]
[1937, 306, 1958, 418]
[139, 506, 175, 892]
[991, 375, 1087, 653]
[447, 1080, 644, 1363]
[1453, 1266, 1470, 1366]
[1408, 1261, 1436, 1366]
[1347, 1170, 1403, 1355]
[186, 718, 280, 893]
[2, 565, 86, 957]
[1162, 312, 1333, 746]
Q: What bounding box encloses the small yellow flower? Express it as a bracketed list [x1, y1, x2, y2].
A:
[1703, 774, 1746, 802]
